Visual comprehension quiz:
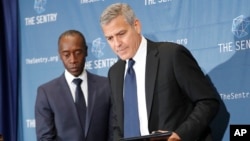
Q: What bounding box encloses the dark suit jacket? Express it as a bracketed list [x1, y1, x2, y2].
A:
[108, 40, 220, 141]
[35, 71, 111, 141]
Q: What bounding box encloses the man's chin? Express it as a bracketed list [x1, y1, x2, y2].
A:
[119, 55, 130, 60]
[70, 70, 81, 77]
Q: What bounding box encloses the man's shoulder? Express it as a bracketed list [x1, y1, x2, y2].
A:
[38, 74, 64, 88]
[147, 40, 190, 56]
[146, 38, 181, 47]
[108, 59, 125, 73]
[87, 71, 108, 81]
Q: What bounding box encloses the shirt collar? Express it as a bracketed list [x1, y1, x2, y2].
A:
[65, 69, 87, 84]
[127, 36, 147, 64]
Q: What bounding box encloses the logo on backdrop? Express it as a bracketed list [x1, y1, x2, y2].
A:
[218, 15, 250, 53]
[34, 0, 47, 14]
[217, 15, 250, 101]
[91, 38, 105, 58]
[24, 0, 58, 26]
[232, 15, 250, 39]
[85, 38, 117, 70]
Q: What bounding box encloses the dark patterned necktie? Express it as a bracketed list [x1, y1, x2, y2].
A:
[73, 78, 86, 137]
[124, 59, 140, 138]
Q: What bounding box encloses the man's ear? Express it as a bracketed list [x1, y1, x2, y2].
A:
[134, 19, 141, 33]
[85, 46, 88, 57]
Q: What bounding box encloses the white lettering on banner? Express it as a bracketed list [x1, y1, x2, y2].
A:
[85, 58, 118, 70]
[25, 17, 36, 25]
[235, 39, 250, 51]
[85, 61, 93, 69]
[80, 0, 100, 4]
[36, 13, 57, 24]
[25, 56, 59, 64]
[218, 42, 234, 53]
[145, 0, 173, 6]
[168, 38, 188, 46]
[94, 58, 117, 69]
[218, 39, 250, 53]
[220, 92, 250, 100]
[158, 0, 172, 3]
[26, 119, 36, 128]
[176, 38, 188, 45]
[25, 13, 57, 26]
[145, 0, 156, 5]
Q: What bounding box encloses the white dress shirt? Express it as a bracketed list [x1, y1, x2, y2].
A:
[65, 69, 88, 106]
[124, 36, 149, 135]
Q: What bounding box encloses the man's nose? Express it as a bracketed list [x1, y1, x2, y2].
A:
[69, 54, 77, 63]
[113, 37, 122, 47]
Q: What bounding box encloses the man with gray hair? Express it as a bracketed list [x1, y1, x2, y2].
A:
[100, 3, 219, 141]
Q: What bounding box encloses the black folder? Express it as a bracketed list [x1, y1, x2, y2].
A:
[120, 131, 172, 141]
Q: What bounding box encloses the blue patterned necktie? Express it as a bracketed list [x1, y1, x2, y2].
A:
[124, 59, 140, 138]
[73, 78, 87, 137]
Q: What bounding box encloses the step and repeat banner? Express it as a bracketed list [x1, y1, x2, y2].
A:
[18, 0, 250, 141]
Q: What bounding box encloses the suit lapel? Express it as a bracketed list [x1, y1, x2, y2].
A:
[85, 71, 96, 137]
[57, 74, 88, 139]
[58, 74, 86, 137]
[113, 60, 126, 132]
[58, 74, 77, 109]
[145, 40, 159, 118]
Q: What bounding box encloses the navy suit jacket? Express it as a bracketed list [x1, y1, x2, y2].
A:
[35, 71, 111, 141]
[108, 39, 220, 141]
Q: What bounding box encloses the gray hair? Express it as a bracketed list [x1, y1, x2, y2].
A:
[100, 3, 137, 26]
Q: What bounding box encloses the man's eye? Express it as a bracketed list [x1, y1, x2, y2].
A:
[106, 37, 113, 41]
[118, 31, 126, 37]
[75, 50, 82, 55]
[63, 53, 69, 57]
[118, 33, 124, 36]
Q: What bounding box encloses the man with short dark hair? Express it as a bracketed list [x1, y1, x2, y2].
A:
[35, 30, 112, 141]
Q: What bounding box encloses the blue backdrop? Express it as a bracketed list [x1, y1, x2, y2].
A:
[18, 0, 250, 141]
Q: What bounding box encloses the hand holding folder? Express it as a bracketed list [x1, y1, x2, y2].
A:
[120, 131, 172, 141]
